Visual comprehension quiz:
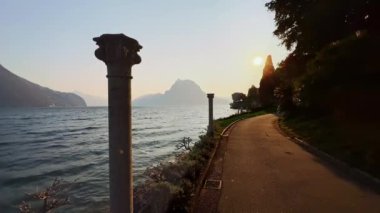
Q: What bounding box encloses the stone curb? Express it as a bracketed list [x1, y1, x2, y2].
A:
[191, 118, 242, 212]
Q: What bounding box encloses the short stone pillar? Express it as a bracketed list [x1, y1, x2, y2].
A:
[207, 93, 214, 137]
[93, 34, 142, 213]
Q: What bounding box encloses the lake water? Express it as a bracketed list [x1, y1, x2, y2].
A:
[0, 105, 234, 212]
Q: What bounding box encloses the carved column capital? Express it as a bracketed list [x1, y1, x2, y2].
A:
[93, 34, 142, 77]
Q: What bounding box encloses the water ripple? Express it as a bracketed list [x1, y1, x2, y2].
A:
[0, 106, 234, 212]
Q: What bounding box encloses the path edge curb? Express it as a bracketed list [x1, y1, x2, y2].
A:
[191, 118, 242, 212]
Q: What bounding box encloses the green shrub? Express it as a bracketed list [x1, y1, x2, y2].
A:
[134, 134, 215, 213]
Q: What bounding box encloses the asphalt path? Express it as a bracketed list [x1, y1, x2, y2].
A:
[218, 114, 380, 213]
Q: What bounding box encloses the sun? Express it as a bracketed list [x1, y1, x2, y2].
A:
[252, 57, 263, 66]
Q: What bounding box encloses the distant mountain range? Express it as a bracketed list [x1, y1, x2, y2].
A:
[74, 91, 107, 106]
[0, 64, 86, 107]
[133, 79, 229, 106]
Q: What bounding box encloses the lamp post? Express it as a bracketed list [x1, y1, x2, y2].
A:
[93, 34, 142, 213]
[207, 93, 214, 137]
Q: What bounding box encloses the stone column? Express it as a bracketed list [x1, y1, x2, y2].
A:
[207, 93, 214, 137]
[93, 34, 142, 213]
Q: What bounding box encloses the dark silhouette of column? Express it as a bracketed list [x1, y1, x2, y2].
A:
[207, 93, 214, 137]
[93, 34, 142, 213]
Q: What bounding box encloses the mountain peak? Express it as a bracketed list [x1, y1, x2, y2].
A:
[166, 79, 204, 95]
[172, 79, 198, 87]
[133, 79, 227, 106]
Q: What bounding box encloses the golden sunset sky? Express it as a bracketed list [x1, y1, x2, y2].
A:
[0, 0, 288, 99]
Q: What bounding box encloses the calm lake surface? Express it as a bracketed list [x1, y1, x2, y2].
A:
[0, 105, 234, 212]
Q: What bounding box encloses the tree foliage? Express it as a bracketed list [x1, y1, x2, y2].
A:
[299, 34, 380, 118]
[230, 86, 262, 113]
[259, 55, 277, 107]
[246, 85, 261, 110]
[230, 92, 247, 113]
[266, 0, 378, 55]
[266, 0, 380, 115]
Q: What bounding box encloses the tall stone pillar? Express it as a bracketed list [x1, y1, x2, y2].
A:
[93, 34, 142, 213]
[207, 93, 214, 137]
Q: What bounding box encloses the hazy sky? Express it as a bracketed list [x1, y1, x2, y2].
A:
[0, 0, 288, 99]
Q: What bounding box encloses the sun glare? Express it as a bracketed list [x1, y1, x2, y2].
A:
[253, 57, 263, 66]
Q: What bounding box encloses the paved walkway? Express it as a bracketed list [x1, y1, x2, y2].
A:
[218, 114, 380, 213]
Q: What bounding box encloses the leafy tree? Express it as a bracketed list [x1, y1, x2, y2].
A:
[230, 92, 247, 114]
[272, 53, 311, 113]
[265, 0, 378, 55]
[230, 86, 262, 113]
[266, 0, 380, 114]
[246, 85, 261, 110]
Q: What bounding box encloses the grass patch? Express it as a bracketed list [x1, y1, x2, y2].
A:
[281, 114, 380, 179]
